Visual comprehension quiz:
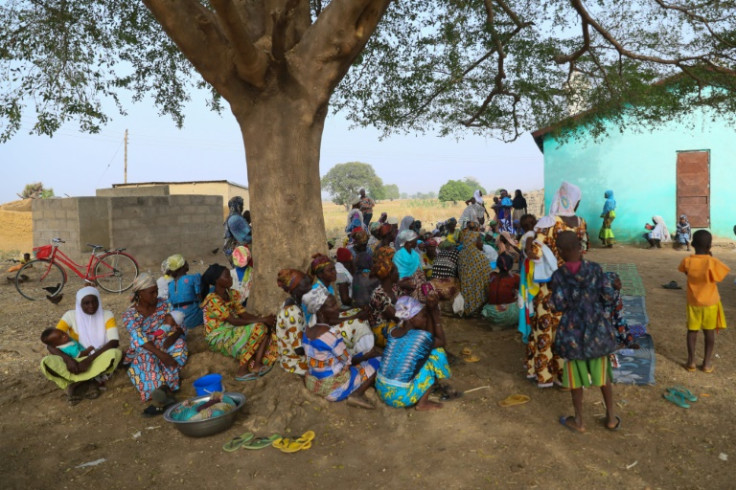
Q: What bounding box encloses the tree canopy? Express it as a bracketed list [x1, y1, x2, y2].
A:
[321, 162, 384, 207]
[438, 179, 473, 202]
[383, 184, 400, 200]
[2, 1, 735, 144]
[462, 177, 486, 196]
[19, 182, 54, 199]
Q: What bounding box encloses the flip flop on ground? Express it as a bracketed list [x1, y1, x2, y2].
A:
[559, 416, 585, 433]
[498, 394, 531, 408]
[663, 391, 690, 409]
[242, 434, 281, 450]
[667, 386, 698, 403]
[235, 372, 259, 382]
[222, 432, 255, 452]
[604, 415, 622, 431]
[701, 365, 715, 374]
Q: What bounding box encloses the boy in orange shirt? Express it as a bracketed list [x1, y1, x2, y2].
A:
[678, 230, 730, 373]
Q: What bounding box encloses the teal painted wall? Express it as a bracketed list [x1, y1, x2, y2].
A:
[542, 108, 736, 242]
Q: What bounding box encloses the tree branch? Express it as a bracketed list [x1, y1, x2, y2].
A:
[142, 0, 234, 92]
[210, 0, 269, 88]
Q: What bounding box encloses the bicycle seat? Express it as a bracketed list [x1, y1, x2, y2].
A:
[86, 243, 105, 251]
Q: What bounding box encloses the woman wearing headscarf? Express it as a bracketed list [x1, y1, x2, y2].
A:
[200, 264, 277, 381]
[393, 230, 430, 299]
[525, 181, 588, 388]
[373, 223, 396, 254]
[352, 252, 377, 308]
[368, 247, 400, 347]
[223, 196, 252, 266]
[375, 296, 452, 411]
[481, 253, 520, 327]
[302, 285, 381, 409]
[345, 197, 364, 234]
[643, 216, 671, 248]
[457, 230, 493, 316]
[308, 253, 376, 358]
[164, 253, 203, 329]
[394, 216, 416, 248]
[275, 269, 312, 375]
[123, 273, 188, 407]
[512, 190, 528, 226]
[599, 190, 617, 248]
[230, 245, 254, 305]
[41, 286, 123, 405]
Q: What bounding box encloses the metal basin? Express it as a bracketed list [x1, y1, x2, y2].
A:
[163, 392, 246, 437]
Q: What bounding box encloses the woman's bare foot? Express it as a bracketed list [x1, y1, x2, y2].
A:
[415, 399, 443, 411]
[236, 364, 250, 377]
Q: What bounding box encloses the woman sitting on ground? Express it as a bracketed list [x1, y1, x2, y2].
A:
[458, 230, 493, 317]
[230, 245, 254, 305]
[375, 296, 452, 411]
[201, 264, 277, 381]
[373, 223, 396, 253]
[275, 269, 312, 375]
[393, 230, 428, 297]
[368, 248, 401, 347]
[352, 252, 377, 308]
[302, 286, 381, 409]
[481, 253, 520, 328]
[643, 216, 671, 249]
[40, 286, 123, 405]
[164, 253, 203, 329]
[335, 247, 354, 308]
[308, 253, 376, 359]
[674, 214, 691, 251]
[123, 274, 188, 412]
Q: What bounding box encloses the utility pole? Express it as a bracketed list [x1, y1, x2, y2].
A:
[124, 129, 128, 183]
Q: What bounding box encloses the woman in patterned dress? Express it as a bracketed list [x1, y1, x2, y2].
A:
[274, 269, 312, 375]
[200, 264, 277, 381]
[457, 230, 493, 317]
[525, 182, 589, 388]
[368, 247, 400, 347]
[123, 273, 188, 402]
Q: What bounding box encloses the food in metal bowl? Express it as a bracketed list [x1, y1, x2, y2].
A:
[163, 392, 246, 437]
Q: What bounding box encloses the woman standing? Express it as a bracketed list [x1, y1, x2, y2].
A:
[512, 190, 528, 232]
[164, 253, 203, 329]
[201, 264, 277, 381]
[223, 196, 252, 266]
[525, 182, 588, 388]
[41, 286, 123, 404]
[123, 274, 188, 406]
[599, 190, 616, 248]
[458, 230, 493, 317]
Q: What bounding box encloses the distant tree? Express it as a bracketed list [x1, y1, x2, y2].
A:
[427, 191, 437, 199]
[370, 178, 386, 201]
[463, 177, 486, 196]
[438, 180, 472, 202]
[20, 182, 54, 199]
[321, 162, 383, 208]
[383, 184, 400, 200]
[400, 192, 408, 199]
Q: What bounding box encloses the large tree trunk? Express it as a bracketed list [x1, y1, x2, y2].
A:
[235, 96, 328, 313]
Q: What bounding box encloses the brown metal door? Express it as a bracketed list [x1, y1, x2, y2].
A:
[676, 151, 710, 228]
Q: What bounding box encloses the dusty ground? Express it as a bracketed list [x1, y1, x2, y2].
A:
[1, 240, 736, 488]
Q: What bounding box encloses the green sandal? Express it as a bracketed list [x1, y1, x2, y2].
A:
[663, 391, 690, 409]
[222, 432, 255, 452]
[667, 386, 697, 403]
[242, 434, 281, 450]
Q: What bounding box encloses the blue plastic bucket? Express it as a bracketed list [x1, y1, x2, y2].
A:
[193, 374, 223, 396]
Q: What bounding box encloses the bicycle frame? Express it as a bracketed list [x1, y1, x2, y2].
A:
[47, 245, 99, 281]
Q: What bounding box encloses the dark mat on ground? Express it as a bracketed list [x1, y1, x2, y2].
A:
[612, 334, 655, 385]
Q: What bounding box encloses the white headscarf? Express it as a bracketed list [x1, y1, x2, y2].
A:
[473, 189, 484, 205]
[302, 285, 330, 328]
[75, 286, 107, 349]
[549, 181, 582, 217]
[534, 216, 556, 231]
[396, 230, 418, 248]
[651, 216, 672, 242]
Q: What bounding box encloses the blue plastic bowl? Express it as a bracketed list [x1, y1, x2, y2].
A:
[193, 373, 223, 396]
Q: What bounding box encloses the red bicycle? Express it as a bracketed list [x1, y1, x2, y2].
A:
[15, 238, 139, 301]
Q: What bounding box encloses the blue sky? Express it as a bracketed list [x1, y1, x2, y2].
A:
[0, 93, 544, 204]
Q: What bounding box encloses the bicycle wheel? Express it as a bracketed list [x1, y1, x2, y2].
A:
[94, 252, 139, 293]
[15, 259, 66, 301]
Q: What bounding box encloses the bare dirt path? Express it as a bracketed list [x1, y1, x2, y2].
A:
[1, 245, 735, 489]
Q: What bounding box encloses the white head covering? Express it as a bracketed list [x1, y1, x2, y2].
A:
[75, 286, 107, 349]
[387, 216, 399, 225]
[549, 181, 582, 217]
[132, 272, 156, 292]
[302, 285, 330, 327]
[351, 195, 362, 206]
[534, 216, 556, 231]
[170, 310, 185, 327]
[651, 216, 672, 242]
[473, 189, 484, 205]
[396, 230, 418, 248]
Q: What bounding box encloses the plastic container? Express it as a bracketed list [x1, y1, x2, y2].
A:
[193, 373, 223, 396]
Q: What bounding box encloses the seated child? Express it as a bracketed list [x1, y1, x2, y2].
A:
[41, 328, 93, 358]
[674, 215, 691, 251]
[549, 231, 620, 433]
